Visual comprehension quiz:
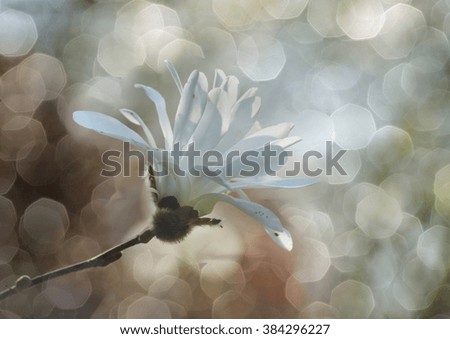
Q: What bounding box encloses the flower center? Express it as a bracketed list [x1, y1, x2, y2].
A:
[153, 196, 221, 242]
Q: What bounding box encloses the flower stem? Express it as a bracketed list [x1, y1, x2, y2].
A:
[0, 228, 155, 302]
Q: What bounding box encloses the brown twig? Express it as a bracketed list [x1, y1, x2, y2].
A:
[0, 228, 155, 302]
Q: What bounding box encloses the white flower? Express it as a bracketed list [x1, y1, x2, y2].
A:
[73, 61, 315, 251]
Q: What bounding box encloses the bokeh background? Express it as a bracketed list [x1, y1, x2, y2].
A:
[0, 0, 449, 318]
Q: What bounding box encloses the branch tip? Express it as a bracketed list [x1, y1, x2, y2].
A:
[0, 227, 156, 302]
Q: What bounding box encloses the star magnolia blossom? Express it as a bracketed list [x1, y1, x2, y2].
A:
[73, 61, 315, 251]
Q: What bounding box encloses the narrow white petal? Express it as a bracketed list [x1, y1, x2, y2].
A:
[189, 88, 223, 150]
[196, 167, 232, 191]
[73, 111, 150, 150]
[247, 122, 294, 139]
[188, 176, 227, 201]
[213, 69, 226, 88]
[215, 95, 261, 152]
[193, 193, 293, 251]
[164, 60, 183, 94]
[218, 76, 240, 133]
[173, 70, 209, 148]
[271, 136, 302, 149]
[246, 120, 262, 136]
[134, 84, 174, 149]
[229, 176, 318, 190]
[225, 135, 277, 157]
[173, 70, 199, 141]
[119, 108, 157, 149]
[223, 136, 302, 179]
[217, 124, 298, 175]
[221, 122, 294, 154]
[119, 108, 140, 125]
[237, 87, 258, 104]
[223, 75, 239, 107]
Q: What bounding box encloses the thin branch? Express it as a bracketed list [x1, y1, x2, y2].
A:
[0, 228, 155, 302]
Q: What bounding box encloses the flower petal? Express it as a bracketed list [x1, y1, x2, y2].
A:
[119, 108, 140, 125]
[222, 75, 239, 114]
[221, 135, 302, 179]
[246, 122, 294, 139]
[134, 84, 173, 149]
[189, 87, 223, 150]
[237, 87, 258, 103]
[214, 95, 261, 152]
[193, 193, 293, 251]
[164, 60, 183, 94]
[229, 176, 318, 190]
[213, 69, 226, 88]
[151, 156, 188, 201]
[220, 122, 294, 154]
[271, 136, 302, 149]
[218, 76, 239, 133]
[73, 111, 150, 150]
[173, 70, 208, 149]
[119, 108, 157, 149]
